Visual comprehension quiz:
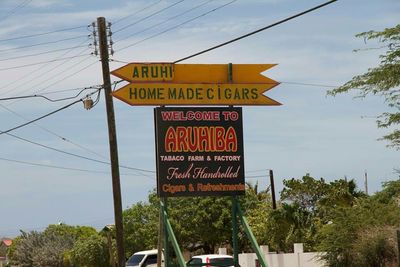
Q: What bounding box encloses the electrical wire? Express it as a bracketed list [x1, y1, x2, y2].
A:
[0, 87, 100, 102]
[0, 45, 88, 62]
[33, 59, 99, 95]
[0, 102, 109, 161]
[0, 156, 151, 177]
[0, 156, 115, 175]
[18, 55, 95, 96]
[0, 41, 91, 96]
[174, 0, 338, 63]
[0, 25, 88, 42]
[37, 80, 120, 96]
[0, 54, 89, 72]
[113, 0, 186, 34]
[115, 0, 217, 43]
[4, 56, 97, 104]
[0, 82, 119, 162]
[0, 0, 32, 23]
[112, 0, 164, 25]
[0, 88, 156, 174]
[0, 34, 89, 53]
[6, 131, 156, 174]
[3, 131, 155, 174]
[0, 97, 86, 136]
[117, 0, 237, 52]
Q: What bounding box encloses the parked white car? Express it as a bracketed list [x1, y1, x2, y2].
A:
[126, 249, 163, 267]
[187, 254, 235, 267]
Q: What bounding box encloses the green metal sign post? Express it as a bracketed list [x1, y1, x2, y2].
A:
[235, 202, 269, 267]
[231, 197, 239, 267]
[161, 199, 186, 267]
[160, 197, 269, 267]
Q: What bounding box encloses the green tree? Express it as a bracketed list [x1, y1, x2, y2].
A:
[9, 230, 74, 267]
[123, 198, 159, 257]
[265, 203, 315, 252]
[280, 174, 329, 214]
[372, 178, 400, 204]
[280, 174, 362, 219]
[67, 234, 110, 267]
[8, 224, 99, 267]
[328, 24, 400, 149]
[317, 196, 400, 267]
[268, 174, 363, 252]
[166, 195, 233, 254]
[350, 225, 397, 267]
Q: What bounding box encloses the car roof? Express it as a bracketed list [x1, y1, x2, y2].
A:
[133, 249, 158, 255]
[191, 254, 233, 259]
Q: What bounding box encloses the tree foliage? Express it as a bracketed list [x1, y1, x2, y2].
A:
[8, 224, 100, 267]
[123, 196, 159, 257]
[328, 24, 400, 149]
[266, 174, 365, 253]
[9, 230, 74, 267]
[67, 234, 110, 267]
[317, 195, 400, 266]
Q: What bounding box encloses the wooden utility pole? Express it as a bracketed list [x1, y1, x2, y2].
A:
[269, 169, 277, 210]
[97, 16, 125, 267]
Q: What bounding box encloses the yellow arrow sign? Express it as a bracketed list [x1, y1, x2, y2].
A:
[111, 63, 278, 84]
[112, 83, 281, 106]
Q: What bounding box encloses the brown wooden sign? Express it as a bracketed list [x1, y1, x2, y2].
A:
[154, 107, 245, 197]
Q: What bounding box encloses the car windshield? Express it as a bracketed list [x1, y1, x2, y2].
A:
[126, 254, 145, 266]
[188, 257, 234, 267]
[209, 257, 234, 266]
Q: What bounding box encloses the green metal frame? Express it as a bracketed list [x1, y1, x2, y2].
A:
[161, 197, 269, 267]
[233, 199, 269, 267]
[161, 199, 186, 267]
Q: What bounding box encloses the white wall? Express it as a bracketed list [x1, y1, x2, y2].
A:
[238, 244, 326, 267]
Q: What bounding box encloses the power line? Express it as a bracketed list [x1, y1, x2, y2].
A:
[3, 130, 155, 174]
[0, 34, 89, 53]
[0, 0, 32, 23]
[0, 54, 89, 72]
[112, 0, 163, 25]
[0, 99, 84, 136]
[2, 56, 95, 106]
[0, 87, 100, 102]
[0, 45, 88, 62]
[0, 83, 139, 167]
[12, 55, 95, 98]
[281, 81, 337, 88]
[0, 102, 108, 161]
[0, 156, 151, 177]
[0, 25, 88, 42]
[174, 0, 338, 63]
[0, 42, 91, 96]
[113, 0, 186, 34]
[0, 89, 156, 174]
[0, 156, 114, 175]
[115, 0, 217, 43]
[0, 90, 103, 136]
[33, 59, 99, 95]
[39, 87, 103, 95]
[117, 0, 237, 52]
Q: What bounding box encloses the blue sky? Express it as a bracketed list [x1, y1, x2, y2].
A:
[0, 0, 399, 237]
